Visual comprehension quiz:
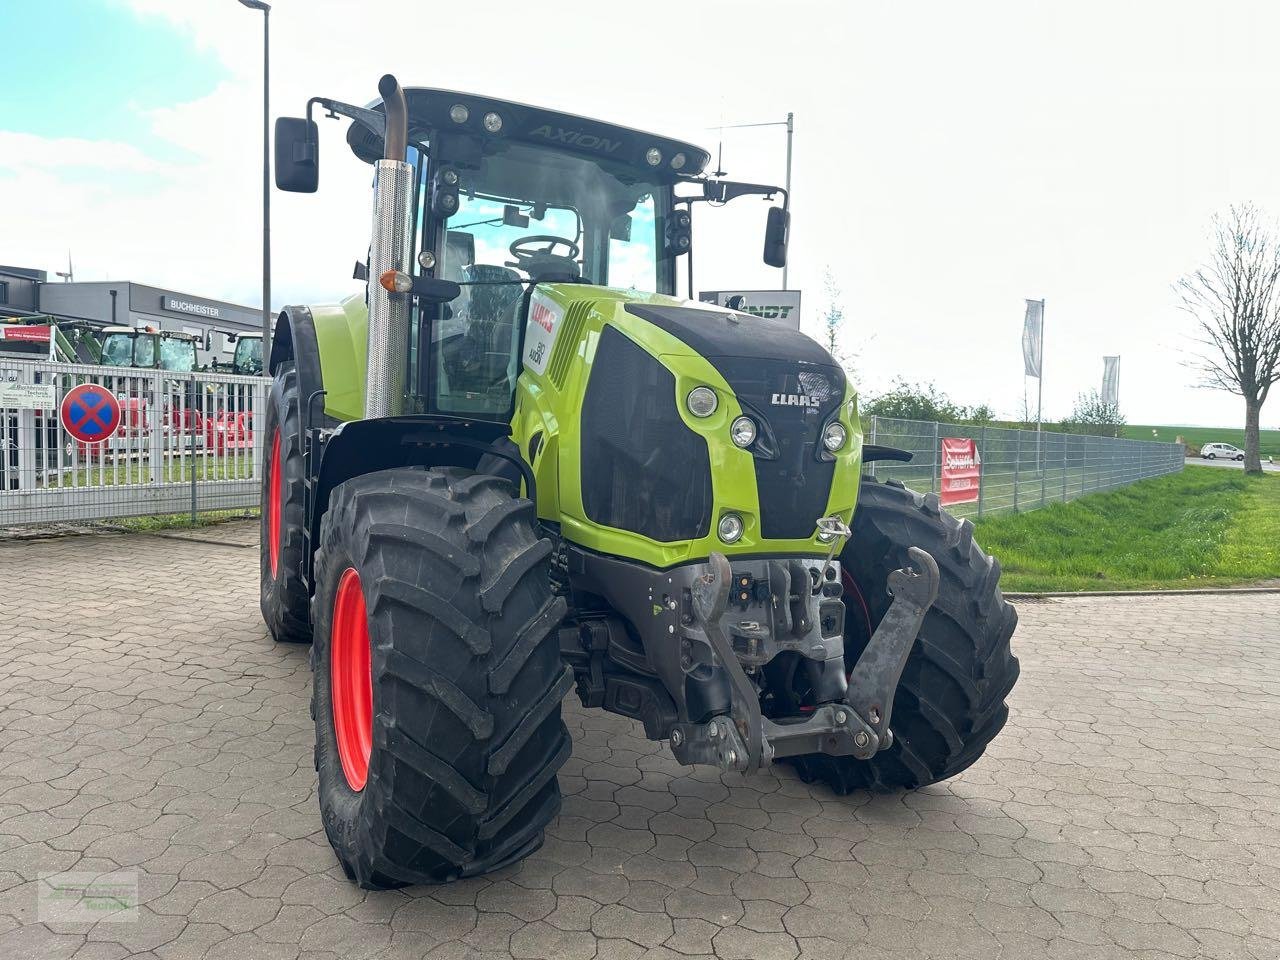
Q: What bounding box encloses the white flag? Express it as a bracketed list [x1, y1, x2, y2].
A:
[1022, 300, 1043, 378]
[1102, 356, 1120, 407]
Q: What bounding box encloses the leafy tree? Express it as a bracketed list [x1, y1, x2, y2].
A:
[967, 403, 996, 425]
[1059, 390, 1126, 438]
[863, 379, 984, 423]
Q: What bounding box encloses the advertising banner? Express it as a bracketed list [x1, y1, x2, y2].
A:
[940, 437, 981, 507]
[1102, 356, 1120, 407]
[1022, 300, 1043, 378]
[0, 325, 52, 343]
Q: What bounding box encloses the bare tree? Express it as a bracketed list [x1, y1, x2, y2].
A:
[1178, 204, 1280, 473]
[821, 268, 845, 359]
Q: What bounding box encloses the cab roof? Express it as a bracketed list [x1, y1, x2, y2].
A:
[346, 86, 710, 180]
[103, 326, 198, 340]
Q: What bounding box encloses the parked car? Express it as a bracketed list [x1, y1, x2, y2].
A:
[1201, 442, 1245, 461]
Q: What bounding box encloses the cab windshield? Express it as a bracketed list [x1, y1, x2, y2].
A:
[233, 337, 264, 375]
[100, 333, 196, 371]
[159, 337, 196, 372]
[101, 333, 141, 368]
[426, 140, 663, 416]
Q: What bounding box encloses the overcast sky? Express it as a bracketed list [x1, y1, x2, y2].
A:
[3, 0, 1279, 429]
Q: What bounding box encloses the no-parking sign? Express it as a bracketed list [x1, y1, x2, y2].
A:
[60, 384, 122, 444]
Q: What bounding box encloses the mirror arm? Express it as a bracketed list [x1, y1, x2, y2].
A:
[306, 96, 386, 143]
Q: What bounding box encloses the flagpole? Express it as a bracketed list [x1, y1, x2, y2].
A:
[1037, 299, 1045, 471]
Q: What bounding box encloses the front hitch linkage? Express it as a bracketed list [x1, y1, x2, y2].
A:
[676, 546, 940, 771]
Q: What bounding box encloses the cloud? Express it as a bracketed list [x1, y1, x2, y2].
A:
[5, 0, 1280, 427]
[0, 131, 165, 175]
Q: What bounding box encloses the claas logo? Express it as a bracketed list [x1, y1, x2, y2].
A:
[530, 303, 556, 333]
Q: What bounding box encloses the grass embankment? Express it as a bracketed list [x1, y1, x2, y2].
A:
[1121, 423, 1280, 457]
[973, 466, 1280, 592]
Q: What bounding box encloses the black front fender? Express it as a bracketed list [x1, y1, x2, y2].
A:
[304, 415, 530, 587]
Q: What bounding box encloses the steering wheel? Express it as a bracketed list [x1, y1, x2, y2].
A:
[508, 235, 580, 263]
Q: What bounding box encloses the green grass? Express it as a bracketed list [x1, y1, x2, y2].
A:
[972, 465, 1280, 592]
[1122, 423, 1280, 457]
[104, 509, 258, 533]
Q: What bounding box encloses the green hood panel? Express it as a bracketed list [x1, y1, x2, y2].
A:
[311, 293, 369, 423]
[308, 281, 862, 568]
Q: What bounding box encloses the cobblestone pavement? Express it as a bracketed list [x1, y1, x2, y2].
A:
[1, 522, 1278, 960]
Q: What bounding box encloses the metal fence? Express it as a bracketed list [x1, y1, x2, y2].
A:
[1, 359, 268, 526]
[865, 415, 1185, 519]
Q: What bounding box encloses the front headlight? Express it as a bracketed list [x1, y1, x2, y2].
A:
[686, 386, 718, 418]
[822, 421, 847, 452]
[730, 416, 756, 448]
[717, 513, 744, 543]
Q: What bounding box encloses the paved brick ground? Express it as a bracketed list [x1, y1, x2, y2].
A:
[0, 522, 1277, 960]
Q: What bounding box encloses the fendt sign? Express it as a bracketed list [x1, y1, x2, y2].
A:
[700, 290, 802, 329]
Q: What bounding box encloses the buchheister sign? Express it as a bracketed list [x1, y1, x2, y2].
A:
[940, 437, 981, 507]
[162, 296, 222, 320]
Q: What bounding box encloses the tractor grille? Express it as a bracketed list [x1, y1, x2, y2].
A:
[712, 357, 845, 541]
[580, 326, 712, 542]
[547, 301, 593, 390]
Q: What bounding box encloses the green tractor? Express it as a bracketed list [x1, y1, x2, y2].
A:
[266, 76, 1019, 888]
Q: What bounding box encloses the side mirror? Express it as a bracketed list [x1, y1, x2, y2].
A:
[763, 206, 789, 268]
[275, 117, 319, 193]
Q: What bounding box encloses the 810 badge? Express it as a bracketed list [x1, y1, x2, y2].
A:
[522, 292, 563, 375]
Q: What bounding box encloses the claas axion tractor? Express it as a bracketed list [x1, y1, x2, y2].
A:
[263, 75, 1019, 888]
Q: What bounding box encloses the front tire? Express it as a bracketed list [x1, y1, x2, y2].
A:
[791, 477, 1020, 792]
[260, 362, 311, 643]
[311, 467, 572, 888]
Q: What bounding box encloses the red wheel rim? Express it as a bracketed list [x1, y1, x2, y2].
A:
[267, 428, 282, 578]
[331, 567, 373, 791]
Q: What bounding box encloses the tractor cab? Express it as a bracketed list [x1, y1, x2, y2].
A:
[275, 83, 789, 420]
[100, 326, 199, 373]
[230, 332, 264, 375]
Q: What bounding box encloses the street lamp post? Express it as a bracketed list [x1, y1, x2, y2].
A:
[238, 0, 272, 362]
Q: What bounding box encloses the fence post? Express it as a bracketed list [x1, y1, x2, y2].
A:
[1013, 430, 1021, 512]
[867, 415, 877, 479]
[1061, 435, 1067, 502]
[932, 420, 941, 493]
[190, 375, 198, 524]
[1040, 431, 1047, 507]
[977, 425, 986, 519]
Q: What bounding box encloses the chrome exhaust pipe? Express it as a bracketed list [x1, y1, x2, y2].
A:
[364, 74, 413, 419]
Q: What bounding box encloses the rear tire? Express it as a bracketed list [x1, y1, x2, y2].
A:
[311, 467, 572, 888]
[260, 362, 311, 644]
[791, 477, 1019, 792]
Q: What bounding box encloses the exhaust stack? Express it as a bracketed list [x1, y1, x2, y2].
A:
[364, 74, 413, 419]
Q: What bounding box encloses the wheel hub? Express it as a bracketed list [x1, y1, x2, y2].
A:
[331, 567, 373, 791]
